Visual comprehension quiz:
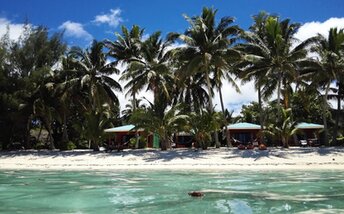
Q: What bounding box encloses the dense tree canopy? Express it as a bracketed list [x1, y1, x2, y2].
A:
[0, 7, 343, 150]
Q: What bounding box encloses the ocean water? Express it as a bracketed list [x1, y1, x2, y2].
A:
[0, 170, 344, 213]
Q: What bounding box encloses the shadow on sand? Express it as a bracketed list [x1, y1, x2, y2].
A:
[0, 147, 343, 162]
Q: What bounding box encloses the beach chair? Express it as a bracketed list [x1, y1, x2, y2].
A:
[246, 143, 254, 150]
[300, 140, 308, 147]
[258, 144, 267, 150]
[231, 137, 241, 147]
[238, 144, 246, 150]
[308, 139, 320, 147]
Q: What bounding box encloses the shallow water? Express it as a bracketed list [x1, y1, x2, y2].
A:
[0, 170, 344, 213]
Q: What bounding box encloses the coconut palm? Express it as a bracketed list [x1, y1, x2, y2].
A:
[105, 25, 144, 111]
[130, 103, 188, 150]
[121, 98, 146, 122]
[52, 55, 83, 149]
[264, 108, 299, 148]
[67, 40, 122, 150]
[238, 13, 315, 133]
[237, 12, 272, 143]
[187, 109, 222, 149]
[309, 28, 344, 145]
[171, 7, 240, 147]
[212, 65, 240, 146]
[73, 104, 114, 150]
[126, 32, 174, 116]
[173, 72, 209, 113]
[68, 40, 122, 111]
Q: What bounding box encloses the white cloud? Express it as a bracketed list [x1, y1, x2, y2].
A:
[142, 33, 150, 41]
[109, 62, 257, 116]
[223, 17, 344, 116]
[93, 8, 123, 28]
[0, 17, 29, 41]
[109, 63, 154, 114]
[109, 17, 344, 118]
[295, 17, 344, 42]
[58, 21, 92, 41]
[213, 79, 258, 116]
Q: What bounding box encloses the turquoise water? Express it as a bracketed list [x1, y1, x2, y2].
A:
[1, 170, 344, 213]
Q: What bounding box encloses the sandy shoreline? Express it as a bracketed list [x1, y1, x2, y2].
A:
[1, 147, 344, 171]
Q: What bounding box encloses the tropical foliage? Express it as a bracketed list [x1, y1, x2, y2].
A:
[0, 7, 343, 150]
[264, 108, 299, 148]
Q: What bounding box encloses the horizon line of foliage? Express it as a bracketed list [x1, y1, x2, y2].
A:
[0, 7, 343, 151]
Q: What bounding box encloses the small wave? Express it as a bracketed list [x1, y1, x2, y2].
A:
[297, 208, 344, 214]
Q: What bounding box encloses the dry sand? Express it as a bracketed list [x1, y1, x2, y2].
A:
[1, 147, 344, 171]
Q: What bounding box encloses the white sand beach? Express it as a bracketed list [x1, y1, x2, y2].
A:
[1, 147, 344, 171]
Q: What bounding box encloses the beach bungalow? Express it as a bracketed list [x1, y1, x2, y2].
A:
[173, 132, 194, 148]
[104, 125, 159, 149]
[227, 122, 261, 146]
[295, 122, 324, 146]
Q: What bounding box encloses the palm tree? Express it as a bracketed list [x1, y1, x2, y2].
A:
[239, 13, 315, 143]
[130, 103, 188, 150]
[68, 40, 122, 111]
[264, 108, 299, 148]
[328, 82, 344, 143]
[127, 32, 174, 116]
[212, 65, 240, 147]
[121, 98, 146, 122]
[73, 104, 114, 150]
[67, 40, 122, 150]
[187, 109, 222, 149]
[25, 67, 61, 150]
[53, 55, 82, 149]
[104, 25, 144, 111]
[171, 7, 240, 147]
[309, 28, 344, 145]
[237, 12, 272, 144]
[173, 72, 209, 113]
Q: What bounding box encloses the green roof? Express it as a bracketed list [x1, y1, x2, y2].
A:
[296, 122, 324, 129]
[104, 124, 136, 133]
[227, 122, 261, 130]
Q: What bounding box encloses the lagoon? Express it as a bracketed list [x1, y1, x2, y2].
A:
[1, 170, 344, 213]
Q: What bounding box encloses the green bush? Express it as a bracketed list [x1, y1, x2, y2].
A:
[66, 141, 76, 150]
[129, 138, 137, 148]
[32, 140, 48, 150]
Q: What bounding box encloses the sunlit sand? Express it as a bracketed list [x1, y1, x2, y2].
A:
[1, 147, 343, 171]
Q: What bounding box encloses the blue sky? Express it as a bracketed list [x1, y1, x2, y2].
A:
[1, 0, 344, 46]
[1, 0, 344, 114]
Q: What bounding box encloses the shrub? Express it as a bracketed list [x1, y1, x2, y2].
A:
[67, 141, 76, 150]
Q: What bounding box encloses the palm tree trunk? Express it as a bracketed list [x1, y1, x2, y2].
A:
[46, 123, 55, 150]
[91, 140, 100, 151]
[283, 136, 289, 148]
[322, 82, 331, 146]
[25, 114, 33, 149]
[283, 81, 289, 109]
[37, 122, 43, 143]
[133, 93, 137, 112]
[219, 87, 225, 115]
[62, 109, 69, 143]
[277, 74, 283, 122]
[160, 136, 168, 151]
[277, 75, 282, 108]
[333, 83, 341, 145]
[258, 83, 264, 145]
[219, 87, 232, 147]
[133, 93, 140, 149]
[48, 131, 55, 150]
[205, 71, 220, 148]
